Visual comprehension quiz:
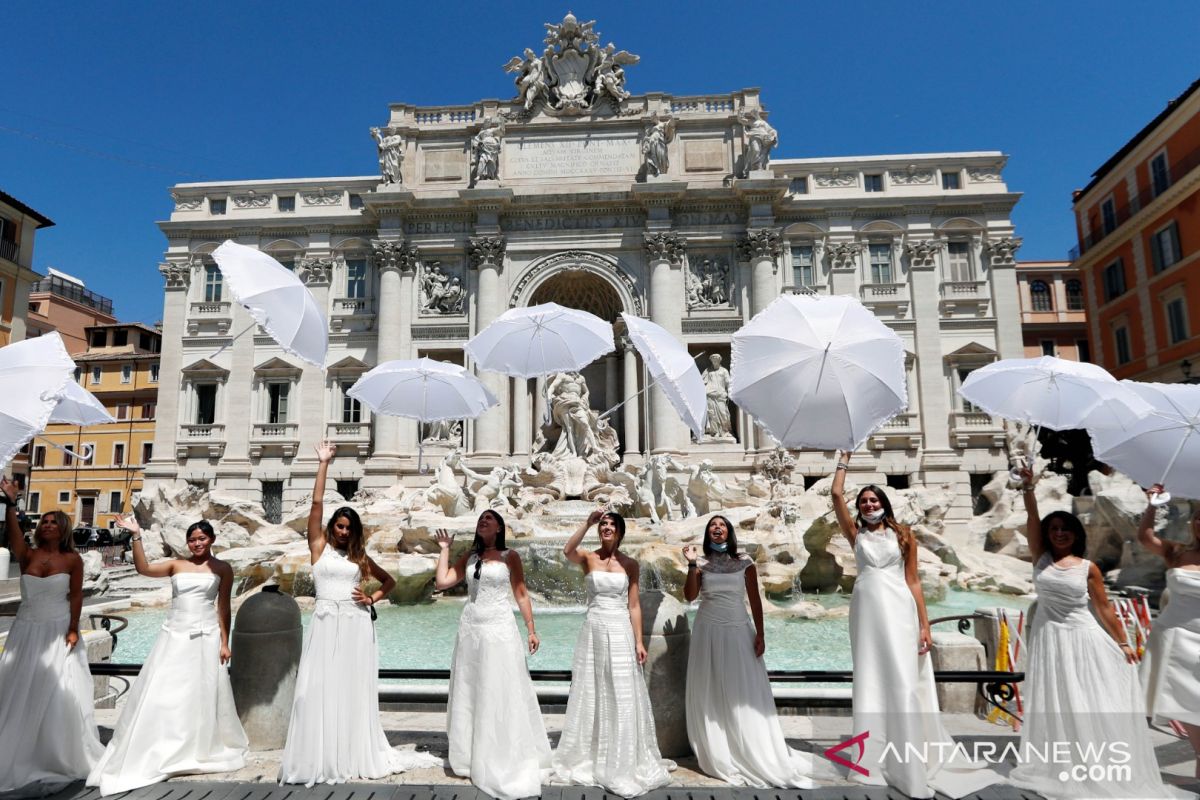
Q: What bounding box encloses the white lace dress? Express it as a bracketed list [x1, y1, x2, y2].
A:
[1142, 567, 1200, 727]
[0, 573, 103, 797]
[446, 556, 551, 800]
[88, 573, 247, 795]
[279, 546, 440, 785]
[552, 570, 672, 797]
[686, 555, 816, 787]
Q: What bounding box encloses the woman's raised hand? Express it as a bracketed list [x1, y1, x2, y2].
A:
[314, 440, 336, 464]
[681, 544, 700, 563]
[434, 529, 454, 550]
[1018, 466, 1036, 488]
[1146, 482, 1166, 499]
[0, 477, 18, 504]
[586, 508, 604, 527]
[115, 513, 141, 535]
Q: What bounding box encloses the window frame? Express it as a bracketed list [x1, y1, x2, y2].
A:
[1040, 340, 1056, 357]
[1113, 325, 1132, 365]
[1165, 295, 1189, 345]
[1029, 279, 1054, 312]
[58, 490, 70, 504]
[944, 240, 974, 282]
[864, 174, 884, 193]
[867, 242, 893, 284]
[204, 265, 223, 303]
[345, 258, 368, 299]
[340, 380, 362, 424]
[109, 491, 123, 515]
[112, 442, 126, 467]
[790, 244, 816, 288]
[209, 197, 227, 215]
[1150, 150, 1171, 198]
[149, 363, 160, 383]
[1103, 259, 1126, 302]
[120, 364, 132, 384]
[1100, 196, 1117, 234]
[278, 195, 296, 213]
[90, 365, 102, 385]
[26, 492, 40, 514]
[1151, 221, 1182, 273]
[267, 381, 291, 425]
[1065, 279, 1085, 311]
[1076, 338, 1091, 363]
[941, 171, 961, 190]
[195, 382, 218, 425]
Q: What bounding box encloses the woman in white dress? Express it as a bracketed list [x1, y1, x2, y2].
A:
[831, 451, 995, 799]
[1138, 483, 1200, 776]
[682, 514, 817, 788]
[0, 480, 103, 796]
[1009, 468, 1184, 799]
[87, 516, 247, 795]
[554, 510, 672, 797]
[279, 441, 440, 786]
[435, 510, 551, 800]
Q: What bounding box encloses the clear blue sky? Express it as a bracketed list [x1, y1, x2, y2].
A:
[3, 0, 1197, 325]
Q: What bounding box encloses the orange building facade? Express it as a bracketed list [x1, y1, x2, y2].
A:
[1017, 260, 1090, 361]
[27, 269, 117, 354]
[1072, 78, 1200, 382]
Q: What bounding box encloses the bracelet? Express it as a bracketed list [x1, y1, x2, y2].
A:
[687, 561, 698, 568]
[1022, 486, 1035, 494]
[835, 463, 848, 471]
[131, 535, 142, 542]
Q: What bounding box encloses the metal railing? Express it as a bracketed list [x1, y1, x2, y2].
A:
[29, 274, 113, 313]
[0, 239, 17, 263]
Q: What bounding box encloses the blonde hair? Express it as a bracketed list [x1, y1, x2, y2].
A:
[35, 510, 75, 554]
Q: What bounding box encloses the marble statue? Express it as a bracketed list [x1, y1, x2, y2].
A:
[459, 461, 524, 513]
[370, 126, 405, 184]
[701, 354, 734, 440]
[421, 449, 472, 517]
[634, 454, 690, 524]
[687, 459, 728, 516]
[503, 48, 547, 111]
[422, 417, 462, 445]
[687, 256, 730, 308]
[546, 371, 600, 459]
[592, 42, 639, 103]
[640, 116, 675, 178]
[470, 118, 505, 184]
[419, 262, 465, 315]
[738, 110, 778, 176]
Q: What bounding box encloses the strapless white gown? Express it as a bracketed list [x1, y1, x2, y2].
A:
[1142, 568, 1200, 727]
[279, 546, 441, 785]
[1010, 555, 1187, 799]
[88, 572, 248, 795]
[0, 573, 103, 796]
[446, 556, 551, 800]
[552, 570, 672, 797]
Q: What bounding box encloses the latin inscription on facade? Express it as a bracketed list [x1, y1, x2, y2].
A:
[500, 213, 644, 232]
[504, 134, 641, 179]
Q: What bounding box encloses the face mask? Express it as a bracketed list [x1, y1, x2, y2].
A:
[710, 540, 729, 553]
[863, 509, 886, 524]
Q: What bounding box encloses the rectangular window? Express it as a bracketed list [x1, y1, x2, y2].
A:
[32, 446, 45, 468]
[345, 259, 367, 299]
[26, 492, 39, 514]
[111, 329, 128, 347]
[957, 368, 979, 412]
[1041, 340, 1056, 357]
[349, 194, 364, 210]
[1103, 259, 1126, 301]
[139, 332, 151, 350]
[116, 404, 129, 420]
[278, 195, 296, 212]
[1167, 297, 1189, 344]
[142, 403, 155, 419]
[946, 241, 973, 281]
[141, 442, 154, 464]
[195, 383, 217, 425]
[942, 171, 961, 190]
[58, 491, 70, 504]
[268, 382, 290, 424]
[1101, 198, 1117, 234]
[341, 381, 362, 423]
[1114, 326, 1132, 364]
[1077, 339, 1091, 362]
[121, 364, 132, 384]
[150, 363, 160, 382]
[89, 329, 106, 348]
[74, 367, 82, 384]
[864, 174, 884, 192]
[109, 491, 122, 515]
[1151, 222, 1182, 272]
[790, 177, 808, 194]
[210, 198, 227, 215]
[791, 245, 815, 287]
[90, 366, 102, 385]
[868, 243, 892, 283]
[113, 443, 125, 466]
[204, 265, 223, 303]
[1151, 152, 1170, 197]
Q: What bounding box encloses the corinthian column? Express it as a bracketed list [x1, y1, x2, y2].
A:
[295, 256, 332, 457]
[740, 228, 783, 316]
[644, 232, 689, 454]
[370, 239, 419, 458]
[469, 235, 509, 457]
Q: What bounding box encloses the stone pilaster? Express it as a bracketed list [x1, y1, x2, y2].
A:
[145, 260, 192, 480]
[469, 235, 509, 457]
[739, 228, 782, 316]
[295, 255, 333, 458]
[985, 237, 1024, 359]
[644, 232, 689, 453]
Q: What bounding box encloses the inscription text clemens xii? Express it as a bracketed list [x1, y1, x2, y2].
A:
[504, 135, 641, 179]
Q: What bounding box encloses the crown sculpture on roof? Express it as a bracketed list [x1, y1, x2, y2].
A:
[503, 12, 640, 116]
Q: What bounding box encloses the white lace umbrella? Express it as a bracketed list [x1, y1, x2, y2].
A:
[464, 303, 614, 378]
[347, 358, 498, 469]
[0, 334, 76, 471]
[1091, 382, 1200, 500]
[211, 240, 328, 368]
[730, 293, 907, 450]
[49, 381, 115, 426]
[619, 313, 706, 439]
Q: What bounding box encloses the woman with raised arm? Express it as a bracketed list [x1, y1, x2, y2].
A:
[1009, 469, 1184, 799]
[683, 514, 819, 787]
[0, 479, 103, 796]
[436, 510, 551, 800]
[87, 516, 246, 795]
[832, 451, 994, 798]
[1138, 484, 1200, 776]
[279, 441, 439, 786]
[552, 509, 672, 797]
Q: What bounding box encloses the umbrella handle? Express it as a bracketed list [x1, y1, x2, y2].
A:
[36, 436, 93, 464]
[598, 351, 707, 421]
[208, 321, 258, 360]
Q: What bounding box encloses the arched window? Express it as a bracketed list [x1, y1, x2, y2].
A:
[1030, 280, 1053, 312]
[1066, 279, 1084, 311]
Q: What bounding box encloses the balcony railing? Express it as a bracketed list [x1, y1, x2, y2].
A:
[181, 423, 224, 439]
[29, 274, 114, 313]
[190, 301, 231, 316]
[1078, 142, 1200, 255]
[0, 239, 19, 264]
[880, 413, 920, 431]
[939, 280, 989, 297]
[783, 284, 829, 296]
[252, 423, 299, 440]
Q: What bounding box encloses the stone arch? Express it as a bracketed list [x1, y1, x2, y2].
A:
[937, 217, 985, 233]
[858, 219, 905, 235]
[782, 221, 826, 237]
[263, 238, 304, 253]
[332, 236, 371, 252]
[510, 250, 644, 319]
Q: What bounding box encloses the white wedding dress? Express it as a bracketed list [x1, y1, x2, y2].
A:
[1011, 555, 1187, 799]
[446, 556, 551, 800]
[850, 528, 997, 799]
[686, 555, 817, 787]
[0, 573, 103, 796]
[552, 570, 672, 797]
[1142, 568, 1200, 727]
[279, 546, 441, 785]
[88, 572, 248, 795]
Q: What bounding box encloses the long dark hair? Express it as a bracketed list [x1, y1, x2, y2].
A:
[1040, 510, 1087, 558]
[472, 509, 507, 580]
[854, 484, 914, 552]
[185, 520, 216, 554]
[702, 515, 738, 557]
[326, 506, 368, 578]
[600, 511, 626, 546]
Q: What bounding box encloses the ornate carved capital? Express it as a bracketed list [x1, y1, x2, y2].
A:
[296, 256, 335, 286]
[984, 237, 1022, 266]
[904, 239, 944, 267]
[826, 241, 863, 269]
[643, 232, 686, 264]
[158, 261, 192, 289]
[738, 228, 782, 262]
[468, 235, 507, 269]
[371, 239, 420, 274]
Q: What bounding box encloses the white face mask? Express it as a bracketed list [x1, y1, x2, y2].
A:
[710, 540, 729, 553]
[862, 509, 886, 524]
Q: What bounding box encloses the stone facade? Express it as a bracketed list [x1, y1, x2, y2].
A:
[145, 14, 1024, 522]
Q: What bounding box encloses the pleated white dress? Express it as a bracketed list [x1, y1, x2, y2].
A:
[88, 573, 248, 795]
[446, 556, 551, 800]
[685, 556, 816, 788]
[850, 528, 997, 799]
[0, 573, 103, 797]
[552, 570, 672, 797]
[1010, 555, 1187, 799]
[279, 546, 440, 786]
[1142, 568, 1200, 727]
